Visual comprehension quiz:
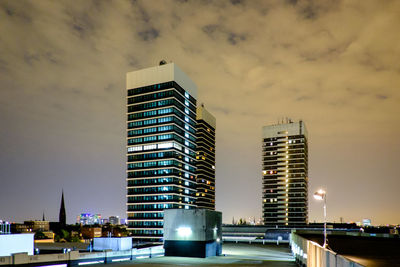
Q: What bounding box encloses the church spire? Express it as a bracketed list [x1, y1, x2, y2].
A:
[59, 190, 66, 226]
[42, 211, 45, 221]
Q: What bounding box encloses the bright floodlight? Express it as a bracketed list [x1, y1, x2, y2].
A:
[314, 189, 326, 200]
[177, 227, 192, 237]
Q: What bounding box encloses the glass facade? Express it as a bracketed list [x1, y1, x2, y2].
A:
[126, 81, 197, 241]
[195, 119, 216, 210]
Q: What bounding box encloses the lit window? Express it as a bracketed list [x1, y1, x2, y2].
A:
[128, 146, 143, 152]
[158, 142, 173, 149]
[144, 144, 156, 150]
[185, 92, 190, 98]
[173, 142, 182, 150]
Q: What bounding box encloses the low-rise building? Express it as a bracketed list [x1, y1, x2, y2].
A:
[81, 227, 102, 239]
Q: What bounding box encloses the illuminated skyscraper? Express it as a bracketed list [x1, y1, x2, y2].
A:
[126, 62, 198, 241]
[262, 120, 308, 226]
[195, 104, 216, 210]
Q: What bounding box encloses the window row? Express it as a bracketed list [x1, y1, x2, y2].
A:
[130, 229, 163, 235]
[129, 212, 163, 219]
[128, 97, 196, 115]
[127, 115, 196, 129]
[127, 151, 190, 162]
[127, 140, 196, 154]
[127, 168, 196, 178]
[127, 160, 196, 172]
[127, 177, 196, 187]
[128, 195, 194, 203]
[127, 125, 196, 142]
[127, 203, 192, 211]
[127, 116, 196, 135]
[127, 186, 192, 195]
[132, 221, 164, 227]
[127, 107, 196, 126]
[127, 81, 196, 105]
[127, 133, 196, 149]
[127, 141, 183, 152]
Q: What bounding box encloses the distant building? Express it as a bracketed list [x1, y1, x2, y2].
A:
[23, 221, 50, 232]
[59, 190, 66, 226]
[195, 104, 216, 210]
[262, 120, 308, 226]
[126, 62, 198, 241]
[81, 227, 102, 239]
[109, 216, 120, 225]
[77, 213, 102, 225]
[362, 219, 371, 226]
[0, 220, 11, 234]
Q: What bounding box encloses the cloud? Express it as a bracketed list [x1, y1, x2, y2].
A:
[0, 0, 399, 224]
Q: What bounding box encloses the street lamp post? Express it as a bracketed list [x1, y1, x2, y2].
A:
[314, 189, 327, 248]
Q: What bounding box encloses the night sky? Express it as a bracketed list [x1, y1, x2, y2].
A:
[0, 0, 399, 225]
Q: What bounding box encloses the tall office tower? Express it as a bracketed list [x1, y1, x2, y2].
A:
[262, 120, 308, 226]
[195, 104, 216, 210]
[126, 62, 198, 241]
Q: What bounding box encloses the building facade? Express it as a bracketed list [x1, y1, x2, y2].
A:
[126, 62, 198, 241]
[195, 104, 216, 210]
[262, 121, 308, 226]
[77, 213, 102, 225]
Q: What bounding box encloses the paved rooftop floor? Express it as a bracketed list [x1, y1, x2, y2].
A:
[89, 243, 296, 267]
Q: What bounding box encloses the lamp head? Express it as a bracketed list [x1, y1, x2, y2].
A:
[314, 189, 326, 200]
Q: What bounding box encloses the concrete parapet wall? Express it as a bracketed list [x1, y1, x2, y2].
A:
[0, 256, 12, 266]
[290, 233, 364, 267]
[0, 245, 165, 266]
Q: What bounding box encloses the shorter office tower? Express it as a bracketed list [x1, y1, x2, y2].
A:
[195, 104, 216, 210]
[262, 120, 308, 226]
